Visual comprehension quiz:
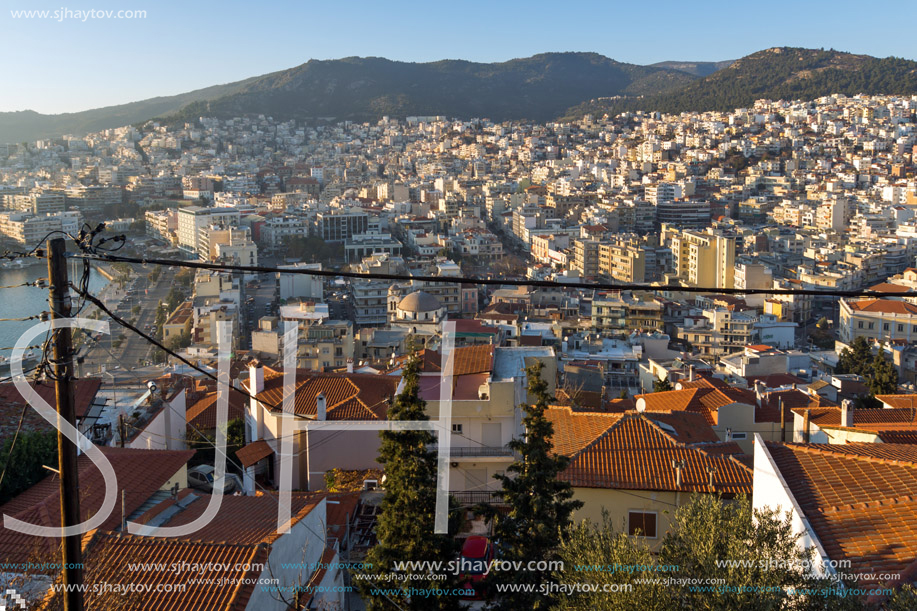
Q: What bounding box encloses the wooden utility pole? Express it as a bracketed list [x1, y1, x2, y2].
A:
[47, 237, 84, 611]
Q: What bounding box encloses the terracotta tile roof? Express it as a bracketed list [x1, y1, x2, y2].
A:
[642, 412, 722, 445]
[553, 388, 604, 410]
[0, 447, 193, 568]
[135, 491, 320, 546]
[185, 388, 247, 431]
[545, 407, 621, 456]
[255, 369, 398, 420]
[677, 376, 732, 390]
[0, 378, 101, 435]
[793, 406, 917, 428]
[877, 395, 917, 409]
[765, 442, 917, 589]
[877, 431, 917, 444]
[548, 409, 752, 495]
[73, 532, 269, 610]
[847, 298, 917, 315]
[636, 386, 755, 426]
[236, 439, 274, 468]
[760, 389, 837, 423]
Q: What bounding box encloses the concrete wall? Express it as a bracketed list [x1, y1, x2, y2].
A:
[246, 498, 328, 610]
[752, 435, 834, 579]
[571, 487, 683, 552]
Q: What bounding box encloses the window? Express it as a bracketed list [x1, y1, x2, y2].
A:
[858, 321, 864, 329]
[883, 323, 890, 331]
[628, 511, 657, 538]
[451, 423, 463, 435]
[731, 432, 747, 440]
[868, 322, 874, 330]
[899, 324, 904, 333]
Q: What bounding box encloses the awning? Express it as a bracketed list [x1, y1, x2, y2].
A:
[236, 440, 274, 468]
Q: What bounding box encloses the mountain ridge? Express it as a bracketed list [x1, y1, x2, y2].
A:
[4, 48, 917, 144]
[0, 53, 696, 143]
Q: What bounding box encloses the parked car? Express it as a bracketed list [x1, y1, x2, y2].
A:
[458, 536, 493, 600]
[187, 465, 239, 494]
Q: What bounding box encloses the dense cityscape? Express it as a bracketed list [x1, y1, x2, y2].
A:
[2, 34, 917, 611]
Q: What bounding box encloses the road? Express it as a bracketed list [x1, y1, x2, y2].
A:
[78, 264, 177, 374]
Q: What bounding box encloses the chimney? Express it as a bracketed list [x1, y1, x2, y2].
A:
[346, 358, 354, 373]
[779, 397, 786, 442]
[672, 459, 685, 487]
[755, 380, 767, 405]
[688, 364, 696, 382]
[841, 399, 854, 427]
[803, 409, 811, 443]
[316, 392, 327, 421]
[248, 359, 265, 395]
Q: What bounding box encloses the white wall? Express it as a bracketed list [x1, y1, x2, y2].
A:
[246, 498, 329, 610]
[752, 435, 835, 579]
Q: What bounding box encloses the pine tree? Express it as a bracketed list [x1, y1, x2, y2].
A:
[358, 355, 462, 610]
[835, 336, 872, 376]
[869, 351, 899, 396]
[484, 361, 583, 609]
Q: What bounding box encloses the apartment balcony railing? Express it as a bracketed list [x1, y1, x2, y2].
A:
[451, 491, 506, 505]
[433, 445, 514, 458]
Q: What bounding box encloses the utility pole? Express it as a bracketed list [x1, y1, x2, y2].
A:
[47, 237, 84, 611]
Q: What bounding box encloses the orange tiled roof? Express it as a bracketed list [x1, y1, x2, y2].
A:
[847, 298, 917, 315]
[0, 447, 193, 568]
[135, 491, 320, 546]
[635, 386, 756, 426]
[548, 409, 751, 495]
[793, 406, 917, 428]
[236, 439, 274, 468]
[185, 388, 247, 430]
[0, 379, 101, 435]
[876, 394, 917, 409]
[74, 532, 269, 610]
[765, 442, 917, 589]
[255, 369, 398, 420]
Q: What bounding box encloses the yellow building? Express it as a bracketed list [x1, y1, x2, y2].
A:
[548, 408, 751, 549]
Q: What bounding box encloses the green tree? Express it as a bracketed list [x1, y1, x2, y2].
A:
[0, 430, 58, 504]
[833, 336, 872, 377]
[653, 376, 674, 392]
[555, 495, 861, 611]
[358, 355, 462, 610]
[481, 361, 583, 609]
[869, 351, 899, 396]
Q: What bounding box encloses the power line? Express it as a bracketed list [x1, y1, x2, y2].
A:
[78, 252, 912, 298]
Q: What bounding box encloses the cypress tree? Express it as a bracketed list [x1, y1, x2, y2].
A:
[359, 354, 461, 610]
[485, 361, 583, 609]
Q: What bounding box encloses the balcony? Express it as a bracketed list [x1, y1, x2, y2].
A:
[432, 445, 514, 459]
[451, 491, 506, 505]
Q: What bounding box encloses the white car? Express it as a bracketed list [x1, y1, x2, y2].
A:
[187, 465, 239, 494]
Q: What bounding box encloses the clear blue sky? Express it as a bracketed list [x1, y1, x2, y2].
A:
[2, 0, 916, 114]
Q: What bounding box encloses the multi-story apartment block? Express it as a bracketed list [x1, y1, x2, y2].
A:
[145, 209, 178, 243]
[665, 226, 736, 289]
[315, 209, 368, 242]
[597, 241, 646, 283]
[0, 210, 81, 244]
[839, 298, 917, 344]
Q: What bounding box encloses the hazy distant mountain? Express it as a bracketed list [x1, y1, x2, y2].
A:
[0, 78, 262, 144]
[0, 53, 696, 143]
[650, 60, 735, 77]
[566, 48, 917, 118]
[6, 48, 913, 144]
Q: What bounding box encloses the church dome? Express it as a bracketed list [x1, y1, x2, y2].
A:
[397, 291, 442, 313]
